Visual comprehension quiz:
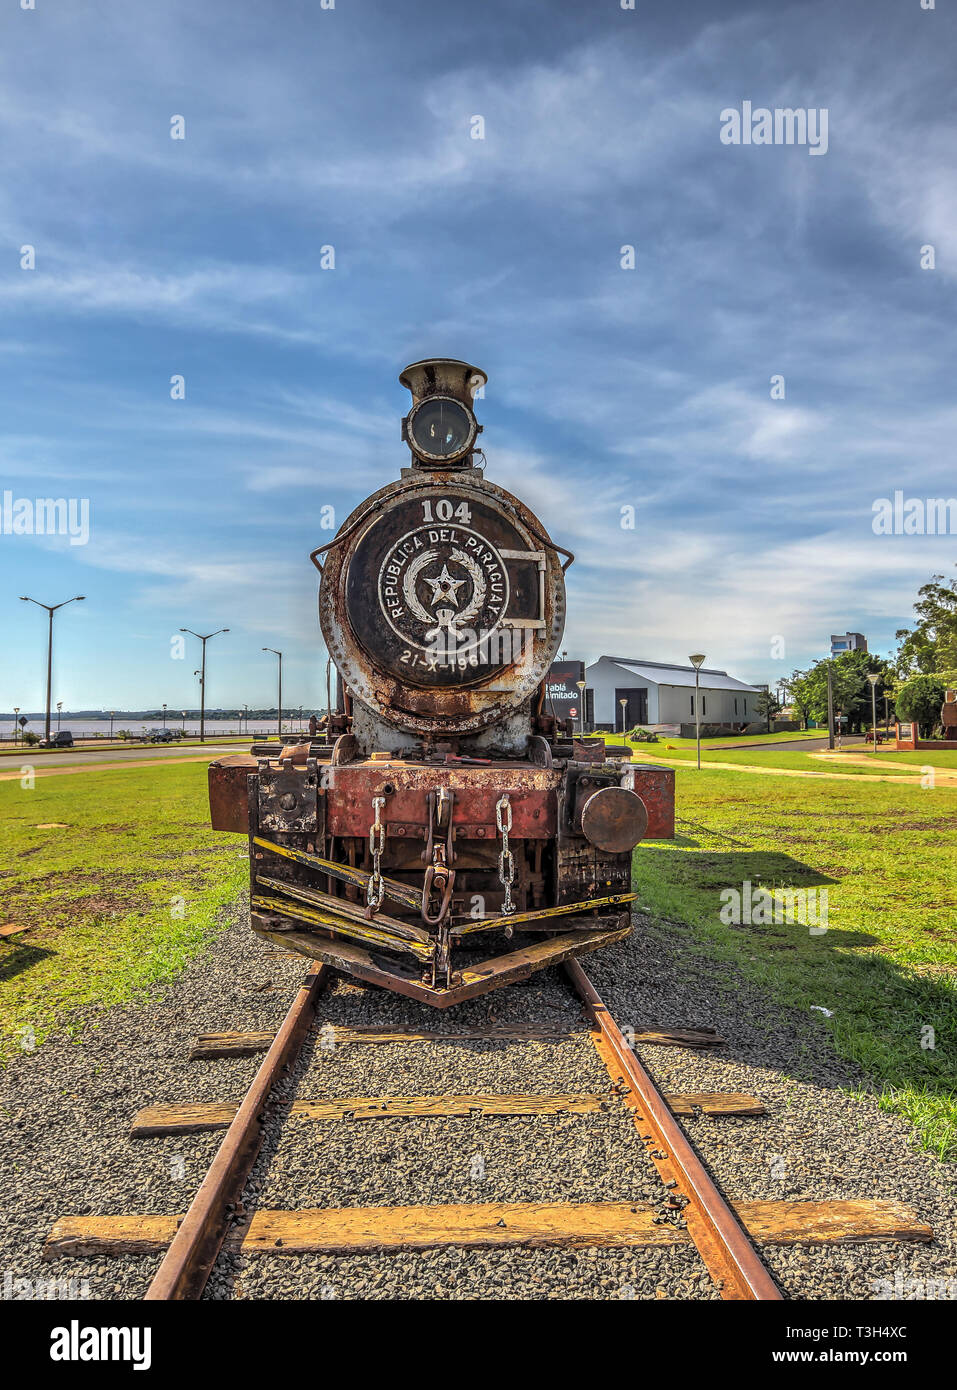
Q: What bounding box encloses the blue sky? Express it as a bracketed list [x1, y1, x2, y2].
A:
[1, 0, 954, 714]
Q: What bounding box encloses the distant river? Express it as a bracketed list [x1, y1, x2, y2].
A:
[1, 718, 298, 739]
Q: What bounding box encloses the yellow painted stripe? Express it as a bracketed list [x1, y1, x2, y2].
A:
[252, 894, 433, 962]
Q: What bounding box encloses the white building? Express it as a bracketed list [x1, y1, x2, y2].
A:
[830, 631, 867, 657]
[584, 657, 763, 732]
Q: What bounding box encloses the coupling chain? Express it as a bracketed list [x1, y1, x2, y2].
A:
[496, 793, 515, 915]
[367, 794, 386, 912]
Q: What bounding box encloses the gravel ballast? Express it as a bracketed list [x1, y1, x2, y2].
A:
[3, 905, 955, 1301]
[589, 917, 957, 1301]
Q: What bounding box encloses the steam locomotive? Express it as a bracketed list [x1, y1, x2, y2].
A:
[208, 359, 675, 1007]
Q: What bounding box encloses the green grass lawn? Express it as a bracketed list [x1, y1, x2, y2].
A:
[587, 729, 827, 749]
[859, 749, 957, 769]
[0, 761, 246, 1062]
[647, 729, 828, 748]
[626, 744, 917, 774]
[620, 737, 957, 776]
[632, 766, 957, 1157]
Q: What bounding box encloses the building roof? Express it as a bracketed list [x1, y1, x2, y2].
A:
[589, 657, 761, 694]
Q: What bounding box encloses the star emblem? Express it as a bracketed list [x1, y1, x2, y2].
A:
[424, 563, 466, 609]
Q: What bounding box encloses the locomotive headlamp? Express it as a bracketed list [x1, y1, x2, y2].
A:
[405, 394, 476, 465]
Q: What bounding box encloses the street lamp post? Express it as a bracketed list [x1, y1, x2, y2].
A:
[181, 710, 187, 734]
[263, 648, 283, 737]
[575, 678, 586, 739]
[162, 702, 167, 732]
[13, 707, 19, 746]
[689, 653, 706, 770]
[867, 673, 880, 754]
[110, 710, 116, 741]
[826, 661, 835, 751]
[56, 701, 63, 732]
[619, 696, 628, 736]
[20, 595, 85, 744]
[180, 628, 228, 744]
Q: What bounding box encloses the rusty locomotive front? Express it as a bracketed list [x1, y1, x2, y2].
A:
[209, 358, 675, 1007]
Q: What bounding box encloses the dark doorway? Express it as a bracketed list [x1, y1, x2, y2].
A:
[615, 687, 648, 731]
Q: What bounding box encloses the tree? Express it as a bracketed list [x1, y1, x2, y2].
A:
[895, 674, 946, 738]
[754, 689, 782, 731]
[788, 651, 889, 733]
[895, 566, 957, 677]
[788, 669, 812, 729]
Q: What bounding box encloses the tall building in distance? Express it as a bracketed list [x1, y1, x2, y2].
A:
[830, 632, 867, 657]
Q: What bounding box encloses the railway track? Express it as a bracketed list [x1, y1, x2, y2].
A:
[42, 958, 933, 1301]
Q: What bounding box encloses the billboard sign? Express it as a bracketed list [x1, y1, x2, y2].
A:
[545, 660, 585, 716]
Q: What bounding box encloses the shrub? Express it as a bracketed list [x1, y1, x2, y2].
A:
[895, 674, 946, 738]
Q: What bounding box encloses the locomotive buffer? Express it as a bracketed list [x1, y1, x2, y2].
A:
[209, 359, 675, 1006]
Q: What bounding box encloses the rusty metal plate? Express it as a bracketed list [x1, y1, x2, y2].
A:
[621, 765, 676, 839]
[325, 762, 559, 839]
[258, 764, 319, 833]
[208, 756, 256, 834]
[580, 786, 648, 853]
[572, 739, 606, 763]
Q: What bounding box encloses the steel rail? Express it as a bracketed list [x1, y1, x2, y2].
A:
[564, 958, 783, 1301]
[144, 962, 327, 1301]
[142, 953, 779, 1300]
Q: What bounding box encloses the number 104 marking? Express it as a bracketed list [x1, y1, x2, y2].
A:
[421, 499, 472, 524]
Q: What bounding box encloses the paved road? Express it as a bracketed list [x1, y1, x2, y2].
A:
[3, 737, 871, 768]
[706, 736, 868, 752]
[0, 743, 246, 768]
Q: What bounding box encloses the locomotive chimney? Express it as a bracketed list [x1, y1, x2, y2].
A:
[399, 357, 487, 407]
